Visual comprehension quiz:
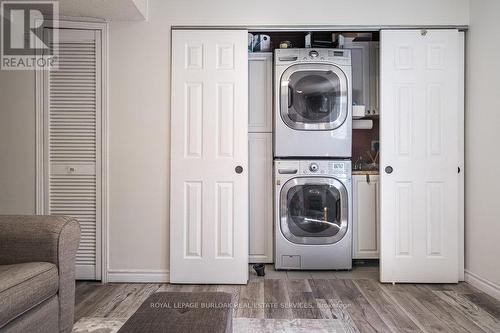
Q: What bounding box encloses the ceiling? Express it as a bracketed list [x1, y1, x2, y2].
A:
[42, 0, 148, 21]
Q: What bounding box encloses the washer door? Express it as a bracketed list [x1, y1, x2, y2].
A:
[280, 64, 348, 131]
[280, 177, 348, 245]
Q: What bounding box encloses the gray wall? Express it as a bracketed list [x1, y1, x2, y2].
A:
[465, 0, 500, 289]
[0, 70, 36, 214]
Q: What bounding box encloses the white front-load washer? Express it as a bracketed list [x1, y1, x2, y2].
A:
[274, 48, 352, 158]
[274, 159, 352, 270]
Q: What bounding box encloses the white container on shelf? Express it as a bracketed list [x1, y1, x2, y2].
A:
[353, 105, 366, 119]
[353, 119, 373, 130]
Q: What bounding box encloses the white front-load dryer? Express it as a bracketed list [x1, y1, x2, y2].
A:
[274, 159, 352, 270]
[274, 48, 352, 158]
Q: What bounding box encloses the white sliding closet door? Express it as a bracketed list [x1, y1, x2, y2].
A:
[458, 31, 465, 281]
[170, 30, 248, 284]
[44, 28, 102, 280]
[380, 30, 462, 283]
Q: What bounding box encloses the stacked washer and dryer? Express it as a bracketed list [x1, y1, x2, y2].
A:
[274, 48, 353, 270]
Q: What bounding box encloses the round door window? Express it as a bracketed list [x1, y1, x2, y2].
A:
[280, 177, 349, 245]
[280, 64, 348, 131]
[287, 184, 341, 238]
[288, 71, 341, 124]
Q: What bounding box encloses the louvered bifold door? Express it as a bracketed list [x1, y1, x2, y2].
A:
[44, 28, 102, 280]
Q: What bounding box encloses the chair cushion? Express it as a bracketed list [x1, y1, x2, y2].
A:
[0, 262, 58, 328]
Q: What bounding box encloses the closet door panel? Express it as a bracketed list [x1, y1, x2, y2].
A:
[170, 30, 249, 284]
[380, 30, 461, 283]
[45, 28, 102, 280]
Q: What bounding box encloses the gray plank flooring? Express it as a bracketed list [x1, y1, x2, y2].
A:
[74, 264, 500, 333]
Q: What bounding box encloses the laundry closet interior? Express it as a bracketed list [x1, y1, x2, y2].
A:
[169, 27, 464, 284]
[247, 30, 381, 267]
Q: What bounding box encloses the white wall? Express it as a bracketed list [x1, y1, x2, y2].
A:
[0, 0, 470, 280]
[465, 0, 500, 297]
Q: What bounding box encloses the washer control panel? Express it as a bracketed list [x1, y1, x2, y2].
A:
[275, 160, 351, 179]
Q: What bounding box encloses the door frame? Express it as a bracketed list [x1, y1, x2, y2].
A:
[35, 19, 109, 283]
[172, 25, 468, 31]
[172, 24, 466, 282]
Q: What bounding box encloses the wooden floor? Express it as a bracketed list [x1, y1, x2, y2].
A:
[74, 264, 500, 333]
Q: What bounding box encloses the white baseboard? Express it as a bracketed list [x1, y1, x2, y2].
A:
[107, 269, 170, 283]
[465, 270, 500, 301]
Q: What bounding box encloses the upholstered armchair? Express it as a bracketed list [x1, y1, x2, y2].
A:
[0, 215, 80, 333]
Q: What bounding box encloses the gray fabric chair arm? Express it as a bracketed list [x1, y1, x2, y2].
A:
[0, 215, 81, 333]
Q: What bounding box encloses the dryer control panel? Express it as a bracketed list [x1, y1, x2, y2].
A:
[275, 48, 351, 66]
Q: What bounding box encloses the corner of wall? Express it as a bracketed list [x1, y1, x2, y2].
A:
[132, 0, 148, 21]
[465, 270, 500, 301]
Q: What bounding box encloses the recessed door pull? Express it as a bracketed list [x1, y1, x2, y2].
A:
[278, 169, 298, 174]
[279, 56, 298, 61]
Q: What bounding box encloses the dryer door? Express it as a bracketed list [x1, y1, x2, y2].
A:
[280, 64, 348, 130]
[280, 177, 348, 245]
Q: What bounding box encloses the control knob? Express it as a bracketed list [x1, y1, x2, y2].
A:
[309, 50, 319, 58]
[309, 163, 319, 172]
